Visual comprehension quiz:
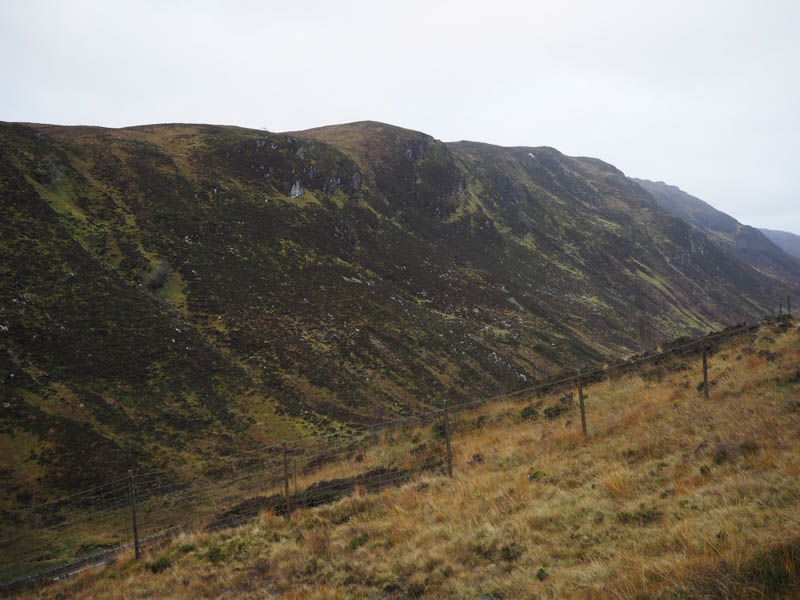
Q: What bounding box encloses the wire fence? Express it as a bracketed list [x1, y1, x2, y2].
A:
[0, 312, 793, 594]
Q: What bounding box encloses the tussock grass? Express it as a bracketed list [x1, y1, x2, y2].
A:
[21, 323, 800, 599]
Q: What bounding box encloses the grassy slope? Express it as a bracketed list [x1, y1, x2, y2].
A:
[26, 320, 800, 599]
[1, 120, 795, 507]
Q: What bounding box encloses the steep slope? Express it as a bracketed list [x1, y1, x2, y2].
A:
[0, 124, 310, 506]
[632, 178, 800, 281]
[760, 227, 800, 259]
[0, 121, 792, 506]
[297, 122, 790, 328]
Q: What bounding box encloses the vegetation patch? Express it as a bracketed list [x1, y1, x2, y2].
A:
[616, 504, 663, 526]
[146, 556, 171, 574]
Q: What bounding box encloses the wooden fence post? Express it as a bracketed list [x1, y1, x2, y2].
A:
[128, 470, 140, 559]
[789, 295, 792, 316]
[444, 404, 453, 478]
[702, 348, 709, 400]
[577, 369, 587, 438]
[282, 442, 290, 519]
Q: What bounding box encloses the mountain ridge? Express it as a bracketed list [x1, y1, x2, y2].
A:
[760, 227, 800, 259]
[632, 177, 800, 283]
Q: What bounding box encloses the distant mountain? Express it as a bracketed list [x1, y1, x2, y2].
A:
[2, 120, 796, 504]
[632, 178, 800, 282]
[759, 228, 800, 259]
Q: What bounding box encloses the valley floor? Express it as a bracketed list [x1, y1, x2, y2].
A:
[19, 321, 800, 599]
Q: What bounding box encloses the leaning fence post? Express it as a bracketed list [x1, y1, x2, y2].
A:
[444, 404, 453, 478]
[702, 348, 709, 400]
[128, 469, 140, 559]
[282, 442, 290, 519]
[577, 369, 587, 438]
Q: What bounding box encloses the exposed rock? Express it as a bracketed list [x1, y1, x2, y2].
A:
[288, 181, 303, 199]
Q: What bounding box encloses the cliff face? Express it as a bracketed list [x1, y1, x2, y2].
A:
[1, 120, 792, 502]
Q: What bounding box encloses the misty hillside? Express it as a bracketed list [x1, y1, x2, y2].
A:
[1, 120, 796, 507]
[632, 178, 800, 282]
[760, 227, 800, 259]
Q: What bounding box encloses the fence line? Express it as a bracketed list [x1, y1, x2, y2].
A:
[0, 312, 793, 593]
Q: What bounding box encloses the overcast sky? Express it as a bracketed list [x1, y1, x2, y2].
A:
[2, 0, 798, 233]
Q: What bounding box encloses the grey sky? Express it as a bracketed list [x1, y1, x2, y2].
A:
[2, 0, 799, 233]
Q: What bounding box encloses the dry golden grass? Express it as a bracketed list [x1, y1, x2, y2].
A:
[19, 322, 800, 599]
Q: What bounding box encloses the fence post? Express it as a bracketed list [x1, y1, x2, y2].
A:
[789, 295, 792, 316]
[779, 303, 782, 317]
[282, 442, 290, 519]
[444, 404, 453, 478]
[128, 470, 140, 560]
[702, 348, 709, 400]
[577, 369, 587, 438]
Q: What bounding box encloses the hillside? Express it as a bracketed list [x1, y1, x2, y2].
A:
[18, 319, 800, 599]
[1, 120, 796, 509]
[632, 178, 800, 282]
[760, 228, 800, 260]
